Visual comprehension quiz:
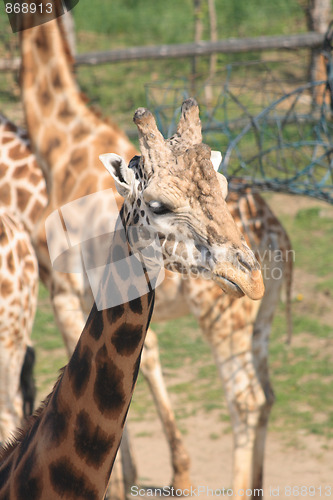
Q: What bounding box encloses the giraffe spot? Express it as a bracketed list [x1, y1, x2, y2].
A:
[29, 171, 43, 186]
[94, 345, 125, 417]
[35, 27, 49, 61]
[0, 163, 8, 178]
[70, 147, 88, 168]
[72, 124, 91, 141]
[49, 457, 98, 500]
[57, 167, 77, 204]
[128, 288, 143, 315]
[112, 245, 130, 281]
[9, 145, 29, 162]
[107, 303, 125, 324]
[29, 200, 45, 224]
[103, 271, 124, 308]
[44, 136, 61, 163]
[42, 382, 71, 447]
[52, 72, 62, 90]
[0, 225, 9, 247]
[58, 101, 75, 122]
[0, 279, 13, 297]
[0, 183, 10, 205]
[133, 212, 140, 225]
[17, 187, 30, 212]
[16, 239, 29, 259]
[16, 448, 42, 500]
[74, 410, 115, 468]
[6, 252, 15, 274]
[111, 322, 143, 356]
[88, 305, 104, 341]
[37, 81, 52, 114]
[68, 344, 93, 398]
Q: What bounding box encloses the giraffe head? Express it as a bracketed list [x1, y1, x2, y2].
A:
[100, 99, 264, 300]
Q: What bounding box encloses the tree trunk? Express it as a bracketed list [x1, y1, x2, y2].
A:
[300, 0, 331, 81]
[192, 0, 204, 92]
[205, 0, 218, 104]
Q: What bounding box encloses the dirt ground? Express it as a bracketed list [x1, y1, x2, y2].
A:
[127, 410, 333, 499]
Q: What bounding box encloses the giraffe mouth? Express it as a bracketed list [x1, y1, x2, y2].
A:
[213, 274, 245, 298]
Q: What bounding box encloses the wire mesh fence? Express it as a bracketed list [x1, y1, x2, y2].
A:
[146, 59, 333, 203]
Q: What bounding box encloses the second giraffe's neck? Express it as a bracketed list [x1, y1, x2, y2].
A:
[0, 210, 156, 498]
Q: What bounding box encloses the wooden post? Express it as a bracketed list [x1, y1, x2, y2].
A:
[192, 0, 204, 93]
[299, 0, 332, 88]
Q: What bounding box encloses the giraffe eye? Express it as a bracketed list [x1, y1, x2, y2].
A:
[148, 200, 171, 215]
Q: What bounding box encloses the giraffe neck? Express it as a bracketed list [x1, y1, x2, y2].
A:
[0, 210, 156, 498]
[19, 11, 136, 205]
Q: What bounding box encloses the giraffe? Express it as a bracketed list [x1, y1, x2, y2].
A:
[0, 113, 47, 441]
[17, 11, 292, 496]
[0, 207, 39, 443]
[0, 100, 264, 500]
[139, 187, 293, 497]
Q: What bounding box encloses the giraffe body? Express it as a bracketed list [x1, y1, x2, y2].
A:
[0, 208, 38, 443]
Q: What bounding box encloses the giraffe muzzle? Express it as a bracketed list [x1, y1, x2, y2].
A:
[211, 249, 265, 300]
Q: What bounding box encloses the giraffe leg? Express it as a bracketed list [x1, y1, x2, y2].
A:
[183, 279, 264, 495]
[213, 321, 266, 497]
[251, 257, 286, 494]
[20, 345, 36, 418]
[120, 423, 138, 492]
[0, 338, 25, 442]
[140, 327, 192, 491]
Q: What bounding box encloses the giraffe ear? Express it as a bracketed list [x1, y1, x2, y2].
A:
[99, 153, 135, 198]
[210, 150, 222, 171]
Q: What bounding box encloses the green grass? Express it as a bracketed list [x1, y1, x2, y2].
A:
[280, 206, 333, 278]
[31, 284, 67, 398]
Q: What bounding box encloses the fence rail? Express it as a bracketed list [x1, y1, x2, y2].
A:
[0, 31, 325, 71]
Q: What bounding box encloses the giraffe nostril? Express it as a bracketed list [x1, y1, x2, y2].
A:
[236, 252, 254, 273]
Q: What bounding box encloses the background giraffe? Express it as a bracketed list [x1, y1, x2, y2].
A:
[0, 113, 46, 442]
[0, 100, 264, 500]
[0, 207, 38, 443]
[16, 10, 292, 495]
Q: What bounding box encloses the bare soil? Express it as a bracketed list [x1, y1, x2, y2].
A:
[128, 410, 333, 499]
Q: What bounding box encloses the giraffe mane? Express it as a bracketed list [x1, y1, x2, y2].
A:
[0, 368, 65, 462]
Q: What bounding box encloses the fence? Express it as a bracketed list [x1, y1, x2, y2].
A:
[0, 31, 325, 71]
